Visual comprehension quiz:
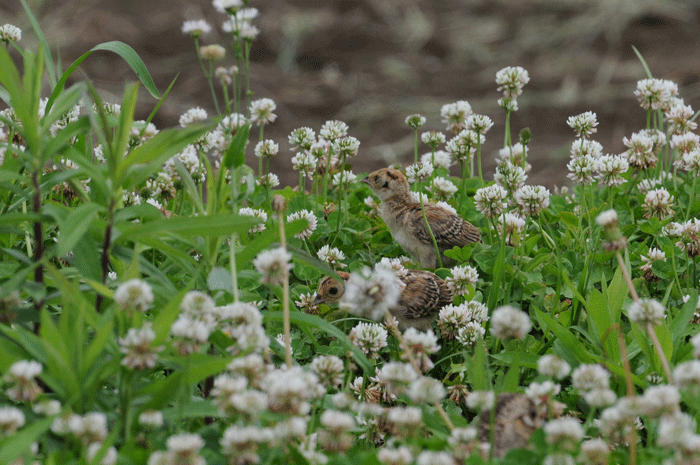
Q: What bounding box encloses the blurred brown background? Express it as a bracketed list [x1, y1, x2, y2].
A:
[3, 0, 700, 188]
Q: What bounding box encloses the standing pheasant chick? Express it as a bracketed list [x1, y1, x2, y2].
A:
[314, 269, 453, 331]
[362, 168, 481, 268]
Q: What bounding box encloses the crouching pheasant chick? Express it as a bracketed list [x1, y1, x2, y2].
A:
[361, 168, 481, 268]
[313, 269, 452, 331]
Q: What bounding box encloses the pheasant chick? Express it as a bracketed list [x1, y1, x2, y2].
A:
[361, 168, 481, 268]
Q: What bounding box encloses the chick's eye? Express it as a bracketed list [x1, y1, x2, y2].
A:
[329, 287, 338, 295]
[529, 409, 538, 420]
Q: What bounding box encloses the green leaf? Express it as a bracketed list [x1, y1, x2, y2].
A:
[57, 202, 103, 256]
[535, 309, 594, 364]
[631, 45, 654, 79]
[222, 123, 250, 169]
[0, 417, 53, 464]
[114, 213, 261, 243]
[45, 41, 160, 115]
[263, 311, 373, 374]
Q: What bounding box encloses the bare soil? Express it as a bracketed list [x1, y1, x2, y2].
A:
[4, 0, 700, 188]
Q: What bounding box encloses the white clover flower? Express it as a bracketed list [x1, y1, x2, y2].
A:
[580, 438, 611, 464]
[349, 322, 388, 356]
[643, 188, 674, 219]
[319, 409, 355, 434]
[429, 176, 458, 200]
[332, 136, 360, 158]
[239, 207, 268, 234]
[456, 321, 486, 347]
[377, 444, 413, 465]
[408, 376, 446, 405]
[405, 161, 434, 183]
[441, 101, 473, 133]
[401, 328, 440, 370]
[249, 98, 277, 126]
[474, 184, 507, 218]
[309, 355, 344, 389]
[180, 290, 215, 318]
[466, 390, 495, 412]
[497, 212, 527, 247]
[445, 134, 476, 162]
[0, 406, 25, 437]
[628, 298, 665, 325]
[291, 152, 317, 178]
[138, 410, 163, 428]
[466, 114, 494, 135]
[119, 323, 160, 370]
[566, 154, 596, 185]
[182, 19, 212, 36]
[179, 107, 208, 128]
[200, 44, 226, 61]
[572, 364, 610, 392]
[213, 0, 243, 13]
[287, 209, 318, 240]
[405, 114, 426, 129]
[526, 380, 561, 402]
[7, 359, 42, 380]
[670, 132, 700, 160]
[256, 173, 280, 187]
[86, 442, 117, 465]
[498, 97, 519, 111]
[113, 279, 154, 312]
[582, 388, 617, 408]
[253, 247, 293, 286]
[332, 170, 357, 187]
[596, 209, 619, 228]
[32, 399, 61, 416]
[421, 150, 452, 169]
[238, 22, 261, 40]
[262, 366, 323, 415]
[658, 411, 696, 449]
[421, 131, 446, 149]
[623, 131, 656, 169]
[642, 384, 680, 417]
[683, 149, 700, 174]
[319, 120, 348, 142]
[377, 362, 419, 397]
[640, 247, 665, 280]
[692, 333, 700, 359]
[674, 360, 700, 391]
[445, 264, 478, 296]
[496, 66, 530, 99]
[416, 451, 453, 465]
[515, 185, 550, 216]
[0, 24, 21, 43]
[387, 406, 422, 435]
[665, 99, 697, 135]
[436, 304, 474, 337]
[220, 425, 274, 462]
[496, 143, 530, 170]
[408, 191, 430, 205]
[566, 111, 598, 138]
[170, 315, 213, 353]
[570, 138, 604, 159]
[494, 160, 527, 192]
[233, 7, 259, 22]
[537, 355, 571, 380]
[377, 257, 408, 278]
[317, 245, 346, 269]
[289, 127, 316, 151]
[634, 78, 678, 111]
[491, 305, 531, 339]
[544, 417, 584, 452]
[254, 139, 279, 158]
[339, 265, 401, 322]
[595, 154, 629, 187]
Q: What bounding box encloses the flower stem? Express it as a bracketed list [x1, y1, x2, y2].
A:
[278, 210, 293, 367]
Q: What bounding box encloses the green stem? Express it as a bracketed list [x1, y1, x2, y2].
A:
[278, 211, 293, 367]
[686, 175, 697, 221]
[413, 128, 419, 163]
[420, 197, 442, 269]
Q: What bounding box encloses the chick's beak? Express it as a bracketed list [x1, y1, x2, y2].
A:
[360, 176, 370, 185]
[312, 294, 326, 306]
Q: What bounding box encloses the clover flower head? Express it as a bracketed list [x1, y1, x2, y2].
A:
[490, 305, 531, 339]
[349, 322, 388, 356]
[182, 19, 212, 37]
[250, 98, 277, 125]
[339, 265, 401, 322]
[319, 120, 348, 142]
[496, 66, 530, 99]
[287, 210, 318, 240]
[441, 101, 473, 133]
[254, 139, 279, 158]
[421, 150, 453, 169]
[0, 24, 21, 43]
[253, 247, 293, 286]
[239, 207, 268, 234]
[566, 111, 598, 138]
[628, 298, 665, 326]
[405, 114, 427, 129]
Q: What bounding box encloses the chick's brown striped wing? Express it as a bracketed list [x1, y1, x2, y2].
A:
[410, 203, 481, 248]
[398, 270, 453, 319]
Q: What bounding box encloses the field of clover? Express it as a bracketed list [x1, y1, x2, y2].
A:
[1, 1, 700, 465]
